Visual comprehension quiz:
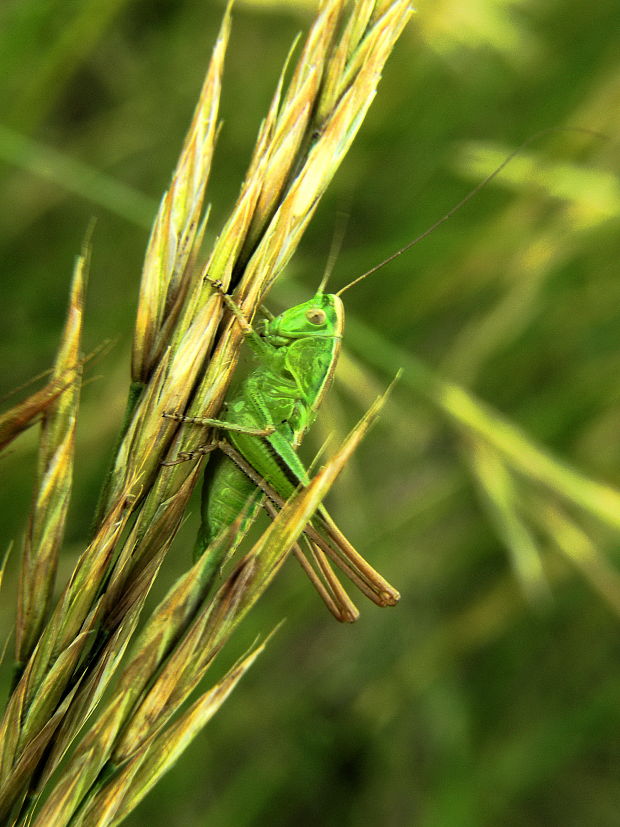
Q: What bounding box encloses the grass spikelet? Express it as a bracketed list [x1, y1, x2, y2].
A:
[50, 641, 270, 827]
[132, 4, 232, 385]
[15, 242, 88, 669]
[29, 388, 389, 826]
[0, 3, 411, 823]
[100, 641, 269, 827]
[0, 492, 135, 820]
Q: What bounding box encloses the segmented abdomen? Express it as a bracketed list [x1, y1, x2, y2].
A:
[194, 452, 261, 558]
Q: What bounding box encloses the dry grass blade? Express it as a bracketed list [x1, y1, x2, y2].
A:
[99, 4, 233, 518]
[65, 641, 270, 827]
[15, 243, 88, 670]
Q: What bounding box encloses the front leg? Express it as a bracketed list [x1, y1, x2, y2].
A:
[207, 278, 275, 362]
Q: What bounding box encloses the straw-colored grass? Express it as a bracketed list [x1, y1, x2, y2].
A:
[0, 2, 412, 823]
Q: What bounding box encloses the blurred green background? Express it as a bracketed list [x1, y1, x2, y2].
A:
[2, 0, 620, 824]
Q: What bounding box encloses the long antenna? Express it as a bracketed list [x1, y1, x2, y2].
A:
[336, 127, 606, 297]
[318, 208, 350, 294]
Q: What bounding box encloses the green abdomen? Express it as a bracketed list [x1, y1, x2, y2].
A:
[194, 453, 261, 560]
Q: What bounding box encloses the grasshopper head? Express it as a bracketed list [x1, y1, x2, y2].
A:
[268, 293, 344, 344]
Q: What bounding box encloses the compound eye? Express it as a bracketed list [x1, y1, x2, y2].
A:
[306, 307, 327, 325]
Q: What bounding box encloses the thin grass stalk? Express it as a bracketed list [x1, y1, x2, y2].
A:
[462, 435, 550, 606]
[528, 496, 620, 617]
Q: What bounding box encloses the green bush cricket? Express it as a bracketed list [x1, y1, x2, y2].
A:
[165, 273, 400, 622]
